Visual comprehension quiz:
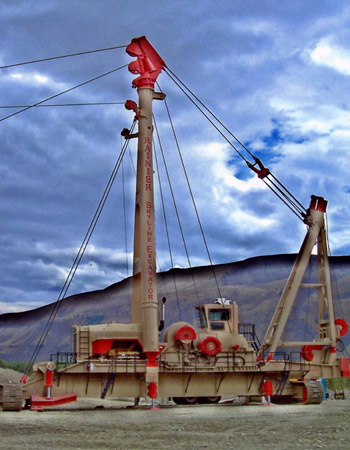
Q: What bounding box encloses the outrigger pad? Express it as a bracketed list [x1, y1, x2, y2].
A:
[30, 393, 77, 410]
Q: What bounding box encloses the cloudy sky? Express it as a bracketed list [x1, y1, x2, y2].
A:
[0, 0, 349, 314]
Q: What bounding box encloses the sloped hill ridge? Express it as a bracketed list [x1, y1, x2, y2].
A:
[0, 254, 349, 362]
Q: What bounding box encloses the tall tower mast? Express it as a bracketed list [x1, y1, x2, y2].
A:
[124, 38, 166, 393]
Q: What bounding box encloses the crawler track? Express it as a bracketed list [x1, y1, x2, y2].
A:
[0, 383, 23, 411]
[303, 380, 324, 404]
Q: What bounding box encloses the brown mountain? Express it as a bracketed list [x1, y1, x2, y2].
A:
[0, 254, 349, 362]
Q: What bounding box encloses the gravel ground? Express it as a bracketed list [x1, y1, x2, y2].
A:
[0, 368, 22, 385]
[0, 398, 350, 450]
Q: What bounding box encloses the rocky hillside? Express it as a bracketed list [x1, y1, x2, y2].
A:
[0, 254, 349, 362]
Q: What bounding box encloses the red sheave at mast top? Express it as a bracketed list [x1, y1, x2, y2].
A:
[126, 36, 167, 89]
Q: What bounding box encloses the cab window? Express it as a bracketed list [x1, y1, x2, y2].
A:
[209, 309, 230, 321]
[197, 308, 208, 329]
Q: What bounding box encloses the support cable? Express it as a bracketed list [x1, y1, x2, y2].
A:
[161, 93, 225, 303]
[153, 131, 182, 320]
[24, 121, 136, 375]
[303, 261, 312, 341]
[166, 67, 255, 160]
[260, 178, 306, 221]
[121, 157, 129, 278]
[153, 115, 202, 307]
[0, 102, 124, 108]
[325, 213, 348, 356]
[162, 72, 248, 162]
[0, 45, 127, 70]
[164, 70, 307, 221]
[0, 64, 128, 123]
[269, 173, 306, 214]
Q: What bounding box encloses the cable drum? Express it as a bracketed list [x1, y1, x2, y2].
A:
[174, 325, 197, 343]
[163, 322, 197, 346]
[197, 336, 222, 356]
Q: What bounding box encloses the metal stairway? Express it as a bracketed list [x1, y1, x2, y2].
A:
[78, 328, 90, 359]
[101, 373, 116, 399]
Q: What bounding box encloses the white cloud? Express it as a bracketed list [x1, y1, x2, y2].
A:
[5, 70, 66, 90]
[294, 106, 350, 137]
[310, 38, 350, 75]
[33, 73, 50, 84]
[191, 142, 263, 192]
[188, 142, 275, 230]
[270, 96, 350, 145]
[34, 242, 131, 266]
[0, 301, 24, 314]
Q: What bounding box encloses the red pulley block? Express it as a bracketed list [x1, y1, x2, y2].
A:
[125, 99, 138, 111]
[300, 344, 323, 361]
[335, 318, 349, 338]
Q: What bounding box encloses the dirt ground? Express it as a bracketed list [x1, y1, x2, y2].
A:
[0, 398, 349, 450]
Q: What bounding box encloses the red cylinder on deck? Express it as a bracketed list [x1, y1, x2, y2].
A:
[148, 382, 158, 399]
[262, 380, 273, 396]
[45, 368, 53, 388]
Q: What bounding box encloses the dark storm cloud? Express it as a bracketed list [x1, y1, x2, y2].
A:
[0, 0, 349, 312]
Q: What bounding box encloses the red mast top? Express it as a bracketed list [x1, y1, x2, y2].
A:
[126, 36, 166, 89]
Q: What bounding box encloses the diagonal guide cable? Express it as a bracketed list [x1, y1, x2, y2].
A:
[0, 102, 124, 108]
[165, 68, 306, 219]
[158, 88, 225, 295]
[163, 97, 227, 311]
[153, 115, 202, 307]
[325, 214, 348, 356]
[24, 121, 136, 375]
[166, 68, 256, 159]
[121, 157, 129, 278]
[166, 67, 307, 219]
[25, 121, 135, 374]
[0, 64, 128, 123]
[260, 177, 306, 221]
[164, 68, 307, 221]
[153, 126, 182, 320]
[0, 44, 127, 70]
[162, 72, 248, 162]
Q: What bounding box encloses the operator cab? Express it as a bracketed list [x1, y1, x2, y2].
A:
[196, 298, 239, 334]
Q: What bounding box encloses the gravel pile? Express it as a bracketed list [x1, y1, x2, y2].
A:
[0, 368, 22, 384]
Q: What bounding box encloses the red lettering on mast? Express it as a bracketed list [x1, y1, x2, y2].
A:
[144, 137, 152, 191]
